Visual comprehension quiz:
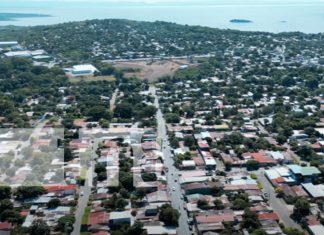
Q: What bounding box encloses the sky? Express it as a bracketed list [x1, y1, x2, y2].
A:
[8, 0, 324, 2]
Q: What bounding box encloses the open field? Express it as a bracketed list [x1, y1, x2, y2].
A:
[68, 75, 116, 83]
[112, 59, 192, 81]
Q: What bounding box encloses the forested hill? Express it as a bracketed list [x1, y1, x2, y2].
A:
[0, 19, 323, 62]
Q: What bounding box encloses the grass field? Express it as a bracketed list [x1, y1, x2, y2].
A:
[69, 75, 116, 83]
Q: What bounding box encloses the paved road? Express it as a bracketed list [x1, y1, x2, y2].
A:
[110, 88, 119, 112]
[256, 170, 302, 230]
[150, 86, 191, 235]
[71, 140, 96, 235]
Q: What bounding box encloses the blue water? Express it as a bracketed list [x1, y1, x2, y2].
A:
[1, 0, 324, 33]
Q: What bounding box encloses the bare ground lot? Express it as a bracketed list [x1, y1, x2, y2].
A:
[112, 59, 192, 81]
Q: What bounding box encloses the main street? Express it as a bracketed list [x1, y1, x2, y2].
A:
[150, 86, 191, 235]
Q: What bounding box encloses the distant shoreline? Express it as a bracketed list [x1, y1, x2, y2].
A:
[230, 19, 252, 24]
[0, 13, 51, 21]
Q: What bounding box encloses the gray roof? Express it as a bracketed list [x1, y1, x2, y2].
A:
[109, 211, 131, 220]
[144, 225, 177, 235]
[301, 183, 324, 198]
[308, 225, 324, 235]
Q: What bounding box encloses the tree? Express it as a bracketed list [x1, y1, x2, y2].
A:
[231, 198, 250, 210]
[159, 204, 180, 226]
[87, 106, 112, 121]
[275, 187, 284, 198]
[64, 147, 73, 162]
[102, 193, 128, 211]
[116, 198, 128, 210]
[276, 134, 287, 145]
[224, 161, 232, 171]
[246, 160, 259, 171]
[197, 199, 209, 210]
[0, 209, 23, 224]
[0, 199, 13, 214]
[0, 186, 11, 200]
[114, 103, 133, 119]
[56, 215, 75, 233]
[141, 173, 157, 182]
[305, 78, 318, 89]
[128, 220, 146, 235]
[184, 135, 195, 147]
[139, 105, 157, 118]
[293, 198, 310, 221]
[211, 186, 223, 197]
[15, 186, 46, 201]
[241, 209, 260, 231]
[47, 198, 61, 209]
[214, 199, 225, 210]
[296, 145, 315, 161]
[29, 220, 50, 235]
[165, 113, 180, 123]
[120, 172, 134, 191]
[135, 188, 147, 200]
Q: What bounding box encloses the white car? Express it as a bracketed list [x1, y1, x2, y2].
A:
[172, 187, 176, 191]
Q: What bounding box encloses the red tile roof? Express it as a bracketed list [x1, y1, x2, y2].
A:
[258, 212, 279, 221]
[291, 186, 308, 197]
[196, 213, 235, 223]
[141, 141, 159, 151]
[193, 156, 205, 166]
[0, 222, 12, 230]
[247, 152, 277, 164]
[44, 184, 77, 192]
[88, 211, 109, 226]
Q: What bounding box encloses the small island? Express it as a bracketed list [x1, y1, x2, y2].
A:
[0, 13, 51, 21]
[230, 19, 252, 24]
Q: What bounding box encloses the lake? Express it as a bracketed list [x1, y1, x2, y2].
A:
[1, 0, 324, 33]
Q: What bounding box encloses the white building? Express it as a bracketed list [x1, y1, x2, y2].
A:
[68, 64, 99, 77]
[0, 41, 18, 48]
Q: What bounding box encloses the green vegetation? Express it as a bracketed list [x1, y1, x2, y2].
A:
[29, 220, 50, 235]
[81, 207, 91, 225]
[14, 186, 46, 201]
[159, 204, 180, 226]
[102, 193, 128, 211]
[57, 215, 75, 233]
[292, 198, 310, 221]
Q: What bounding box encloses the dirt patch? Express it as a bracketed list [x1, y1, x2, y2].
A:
[112, 59, 190, 81]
